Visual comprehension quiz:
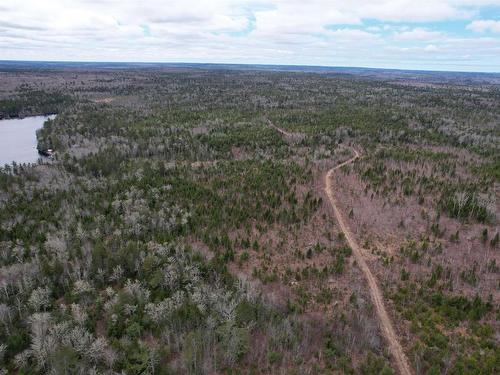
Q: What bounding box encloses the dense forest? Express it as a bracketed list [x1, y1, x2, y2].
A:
[0, 90, 73, 119]
[0, 66, 498, 374]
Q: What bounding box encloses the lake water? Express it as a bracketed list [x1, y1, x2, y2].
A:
[0, 115, 56, 167]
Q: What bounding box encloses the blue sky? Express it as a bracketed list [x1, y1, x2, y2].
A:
[1, 0, 499, 72]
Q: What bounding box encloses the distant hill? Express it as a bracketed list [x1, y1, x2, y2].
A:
[1, 60, 499, 85]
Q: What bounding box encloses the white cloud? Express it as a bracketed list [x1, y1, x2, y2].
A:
[424, 44, 439, 52]
[0, 1, 500, 71]
[361, 0, 469, 22]
[393, 28, 444, 41]
[328, 28, 378, 38]
[467, 20, 500, 33]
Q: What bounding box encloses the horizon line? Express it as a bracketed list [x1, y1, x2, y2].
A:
[0, 59, 499, 75]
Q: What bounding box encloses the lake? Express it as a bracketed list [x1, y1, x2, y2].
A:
[0, 115, 56, 167]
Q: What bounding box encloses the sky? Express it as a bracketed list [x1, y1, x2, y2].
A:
[1, 0, 500, 72]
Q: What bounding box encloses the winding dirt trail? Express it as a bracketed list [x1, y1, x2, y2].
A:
[266, 119, 294, 137]
[325, 149, 412, 375]
[266, 119, 411, 374]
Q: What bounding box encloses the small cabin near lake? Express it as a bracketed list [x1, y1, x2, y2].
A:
[38, 148, 55, 158]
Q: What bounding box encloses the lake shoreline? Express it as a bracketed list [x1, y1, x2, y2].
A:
[0, 112, 57, 121]
[0, 114, 56, 166]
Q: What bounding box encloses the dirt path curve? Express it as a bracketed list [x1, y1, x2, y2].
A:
[266, 118, 412, 374]
[325, 149, 412, 375]
[267, 119, 294, 137]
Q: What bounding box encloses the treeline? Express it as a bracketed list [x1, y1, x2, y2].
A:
[0, 90, 73, 119]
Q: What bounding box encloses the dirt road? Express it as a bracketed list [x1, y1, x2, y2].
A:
[266, 119, 294, 137]
[266, 119, 412, 374]
[325, 149, 412, 375]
